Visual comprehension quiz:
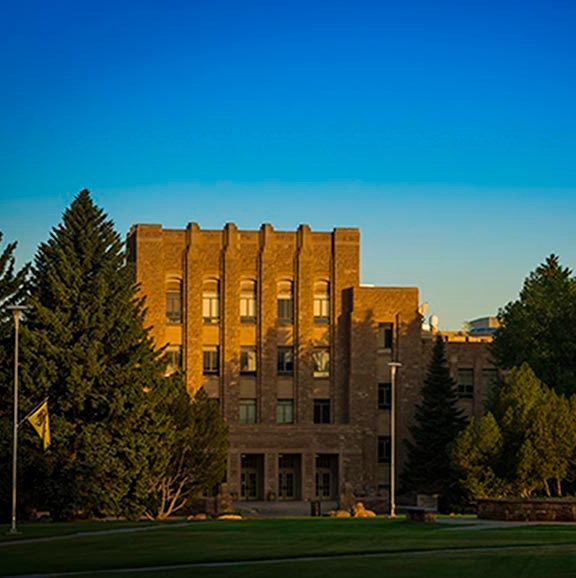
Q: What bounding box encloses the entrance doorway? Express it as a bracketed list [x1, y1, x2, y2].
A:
[278, 454, 301, 500]
[315, 454, 338, 499]
[241, 454, 264, 500]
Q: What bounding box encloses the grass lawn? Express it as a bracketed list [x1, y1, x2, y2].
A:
[1, 517, 576, 577]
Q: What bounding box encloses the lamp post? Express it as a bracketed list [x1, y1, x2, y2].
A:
[388, 361, 402, 517]
[6, 304, 28, 534]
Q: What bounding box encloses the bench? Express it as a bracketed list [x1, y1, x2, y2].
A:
[403, 506, 437, 523]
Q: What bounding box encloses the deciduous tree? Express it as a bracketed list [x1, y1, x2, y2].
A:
[452, 363, 576, 499]
[144, 384, 228, 520]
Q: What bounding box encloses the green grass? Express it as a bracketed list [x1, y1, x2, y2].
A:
[1, 517, 576, 577]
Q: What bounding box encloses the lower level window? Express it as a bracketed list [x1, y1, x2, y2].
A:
[378, 436, 391, 463]
[276, 399, 294, 424]
[313, 399, 331, 424]
[239, 399, 257, 424]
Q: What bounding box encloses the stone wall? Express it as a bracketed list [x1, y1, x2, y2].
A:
[478, 498, 576, 522]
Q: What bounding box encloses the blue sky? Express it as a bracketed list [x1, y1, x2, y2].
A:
[1, 0, 575, 329]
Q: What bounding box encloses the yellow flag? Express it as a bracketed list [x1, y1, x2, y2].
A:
[28, 400, 51, 450]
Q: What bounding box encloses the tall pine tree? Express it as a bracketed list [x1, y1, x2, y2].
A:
[490, 255, 576, 395]
[21, 190, 168, 520]
[401, 334, 466, 511]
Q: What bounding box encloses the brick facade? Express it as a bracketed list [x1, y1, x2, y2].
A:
[127, 223, 496, 505]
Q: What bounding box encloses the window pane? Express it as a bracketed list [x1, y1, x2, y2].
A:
[378, 383, 391, 409]
[203, 279, 220, 323]
[203, 346, 219, 375]
[240, 347, 257, 374]
[239, 399, 257, 424]
[313, 399, 331, 424]
[240, 280, 257, 322]
[277, 281, 294, 323]
[458, 368, 474, 398]
[377, 323, 393, 349]
[165, 346, 182, 376]
[378, 436, 391, 463]
[276, 399, 294, 424]
[166, 291, 182, 323]
[277, 347, 294, 376]
[313, 282, 330, 323]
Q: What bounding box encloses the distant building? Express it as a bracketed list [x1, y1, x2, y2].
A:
[468, 316, 500, 335]
[127, 222, 498, 507]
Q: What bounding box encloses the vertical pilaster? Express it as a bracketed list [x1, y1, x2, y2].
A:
[332, 228, 360, 423]
[184, 223, 203, 394]
[258, 224, 277, 424]
[223, 223, 240, 423]
[296, 224, 314, 424]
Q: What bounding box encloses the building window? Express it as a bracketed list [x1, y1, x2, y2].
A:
[277, 280, 294, 324]
[458, 368, 474, 398]
[313, 348, 330, 378]
[166, 279, 182, 323]
[313, 399, 331, 424]
[239, 399, 257, 424]
[276, 399, 294, 424]
[240, 279, 257, 323]
[203, 346, 219, 375]
[313, 281, 330, 324]
[165, 345, 182, 376]
[378, 436, 391, 463]
[377, 323, 393, 350]
[203, 279, 220, 323]
[277, 346, 294, 376]
[378, 382, 391, 409]
[240, 346, 257, 375]
[481, 368, 499, 401]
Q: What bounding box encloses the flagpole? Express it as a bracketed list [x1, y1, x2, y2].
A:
[7, 304, 28, 535]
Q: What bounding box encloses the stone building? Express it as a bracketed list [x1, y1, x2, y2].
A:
[127, 222, 496, 506]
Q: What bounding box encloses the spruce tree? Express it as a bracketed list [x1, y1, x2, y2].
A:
[402, 334, 466, 510]
[21, 190, 168, 520]
[491, 255, 576, 395]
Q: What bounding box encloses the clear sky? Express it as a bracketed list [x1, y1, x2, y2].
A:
[1, 0, 575, 330]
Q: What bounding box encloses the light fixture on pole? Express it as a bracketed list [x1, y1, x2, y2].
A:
[388, 361, 402, 518]
[7, 304, 29, 535]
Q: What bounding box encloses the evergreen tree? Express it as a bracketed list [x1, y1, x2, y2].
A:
[490, 255, 576, 395]
[21, 190, 169, 520]
[402, 335, 467, 510]
[0, 233, 29, 520]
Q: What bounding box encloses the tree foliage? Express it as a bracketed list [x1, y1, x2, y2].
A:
[144, 384, 228, 520]
[402, 335, 467, 508]
[20, 190, 172, 519]
[490, 255, 576, 395]
[452, 363, 576, 499]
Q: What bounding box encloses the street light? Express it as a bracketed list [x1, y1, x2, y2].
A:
[6, 304, 29, 534]
[388, 361, 402, 517]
